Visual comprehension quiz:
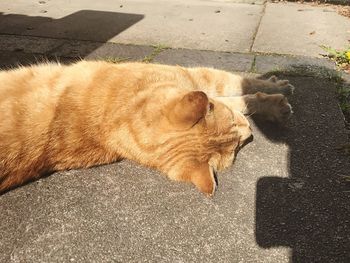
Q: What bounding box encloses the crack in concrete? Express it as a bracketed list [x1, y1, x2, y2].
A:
[249, 1, 267, 53]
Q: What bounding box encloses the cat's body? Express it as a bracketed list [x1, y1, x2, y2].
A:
[0, 61, 293, 195]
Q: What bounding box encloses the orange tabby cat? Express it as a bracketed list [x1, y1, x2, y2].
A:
[0, 61, 293, 195]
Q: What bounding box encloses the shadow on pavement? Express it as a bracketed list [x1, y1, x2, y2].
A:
[254, 72, 350, 262]
[0, 10, 143, 41]
[0, 10, 144, 65]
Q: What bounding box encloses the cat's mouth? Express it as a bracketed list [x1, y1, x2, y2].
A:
[239, 133, 253, 149]
[213, 169, 218, 190]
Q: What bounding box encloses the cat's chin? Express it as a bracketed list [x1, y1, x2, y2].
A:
[209, 151, 236, 172]
[208, 133, 253, 173]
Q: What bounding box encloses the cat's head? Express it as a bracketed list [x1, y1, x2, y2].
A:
[157, 91, 252, 195]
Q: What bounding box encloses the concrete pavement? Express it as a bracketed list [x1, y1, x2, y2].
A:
[0, 0, 349, 56]
[0, 0, 350, 262]
[252, 2, 350, 57]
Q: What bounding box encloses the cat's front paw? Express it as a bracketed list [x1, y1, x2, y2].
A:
[268, 75, 295, 96]
[256, 92, 293, 124]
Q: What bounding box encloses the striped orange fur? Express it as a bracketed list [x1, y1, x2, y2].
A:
[0, 61, 293, 195]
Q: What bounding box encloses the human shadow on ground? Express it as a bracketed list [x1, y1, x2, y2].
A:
[254, 71, 350, 262]
[0, 10, 144, 65]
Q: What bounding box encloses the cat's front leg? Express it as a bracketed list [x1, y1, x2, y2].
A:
[187, 68, 294, 97]
[242, 75, 295, 96]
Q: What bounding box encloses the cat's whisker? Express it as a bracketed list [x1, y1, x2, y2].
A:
[242, 102, 249, 115]
[246, 111, 256, 117]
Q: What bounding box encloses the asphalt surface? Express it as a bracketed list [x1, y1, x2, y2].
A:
[0, 49, 349, 262]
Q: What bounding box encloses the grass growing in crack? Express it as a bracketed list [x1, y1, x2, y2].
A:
[336, 83, 350, 124]
[321, 45, 350, 73]
[142, 44, 169, 63]
[250, 56, 257, 73]
[320, 45, 350, 122]
[336, 144, 350, 156]
[104, 57, 131, 63]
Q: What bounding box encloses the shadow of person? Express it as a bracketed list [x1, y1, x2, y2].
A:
[0, 10, 144, 67]
[0, 10, 143, 41]
[253, 71, 350, 262]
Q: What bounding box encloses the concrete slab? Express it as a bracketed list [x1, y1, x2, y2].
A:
[0, 52, 349, 263]
[0, 35, 64, 55]
[0, 0, 263, 52]
[0, 35, 254, 72]
[252, 2, 350, 57]
[212, 0, 266, 4]
[0, 34, 154, 62]
[154, 48, 254, 72]
[0, 51, 47, 69]
[0, 51, 77, 70]
[254, 54, 336, 74]
[51, 41, 154, 61]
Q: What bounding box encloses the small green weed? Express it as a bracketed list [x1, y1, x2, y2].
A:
[336, 143, 350, 156]
[321, 45, 350, 72]
[320, 46, 350, 121]
[337, 84, 350, 121]
[104, 57, 131, 63]
[142, 44, 169, 63]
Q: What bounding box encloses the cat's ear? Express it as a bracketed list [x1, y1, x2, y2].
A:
[167, 91, 209, 129]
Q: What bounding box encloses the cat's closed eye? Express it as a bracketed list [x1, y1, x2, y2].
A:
[208, 102, 214, 113]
